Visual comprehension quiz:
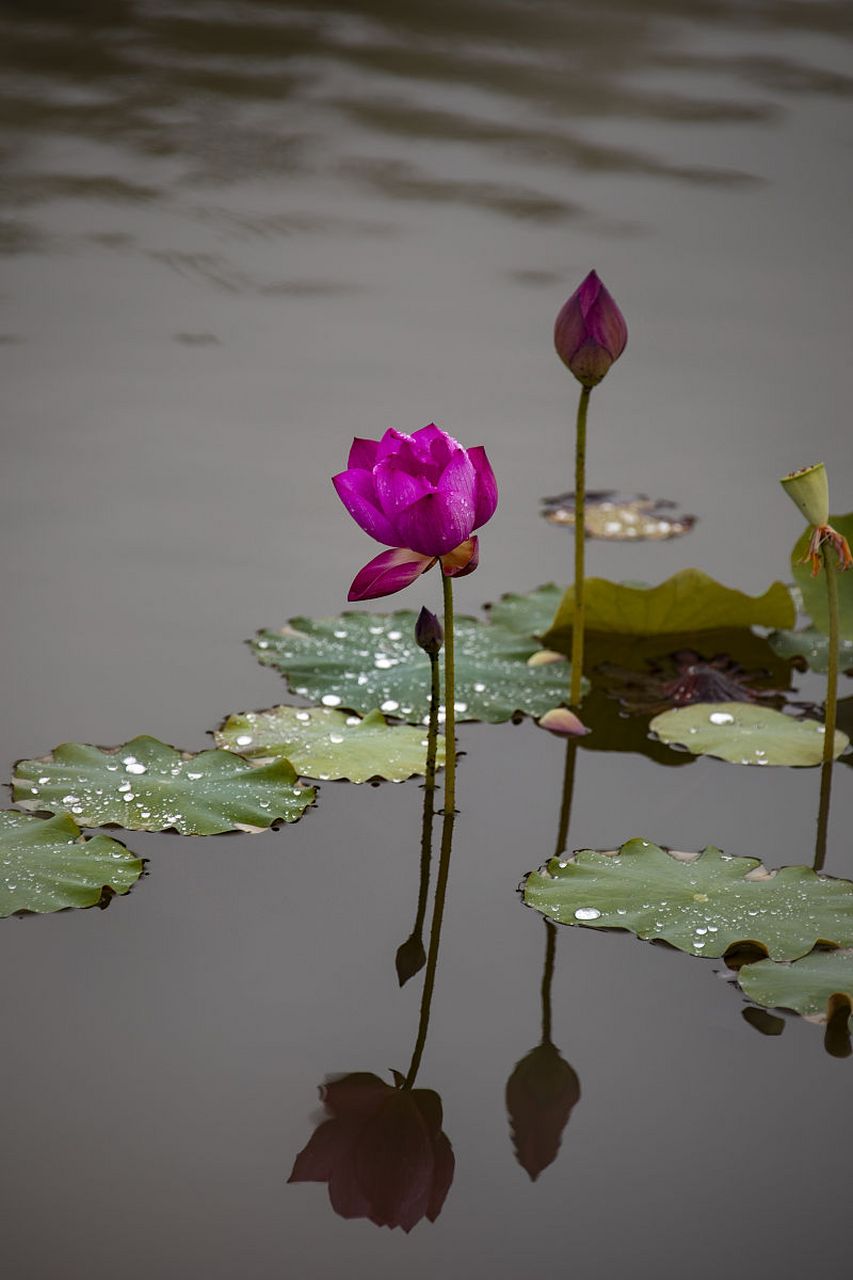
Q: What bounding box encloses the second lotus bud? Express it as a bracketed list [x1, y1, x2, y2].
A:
[415, 607, 444, 656]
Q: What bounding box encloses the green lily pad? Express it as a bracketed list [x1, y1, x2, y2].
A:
[486, 585, 563, 640]
[649, 702, 848, 766]
[792, 513, 853, 638]
[738, 949, 853, 1025]
[523, 838, 853, 960]
[12, 736, 315, 835]
[0, 810, 142, 916]
[251, 613, 587, 724]
[215, 705, 444, 782]
[543, 570, 795, 649]
[767, 625, 853, 675]
[542, 491, 697, 541]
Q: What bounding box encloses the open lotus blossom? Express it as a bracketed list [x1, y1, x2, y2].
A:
[554, 270, 627, 388]
[288, 1072, 455, 1232]
[333, 424, 498, 600]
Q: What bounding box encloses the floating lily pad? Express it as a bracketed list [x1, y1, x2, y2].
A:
[738, 949, 853, 1025]
[251, 613, 586, 724]
[486, 585, 563, 640]
[215, 705, 444, 782]
[13, 736, 314, 835]
[0, 810, 142, 917]
[542, 491, 696, 541]
[768, 625, 853, 675]
[649, 702, 848, 766]
[791, 513, 853, 638]
[543, 571, 795, 649]
[523, 839, 853, 960]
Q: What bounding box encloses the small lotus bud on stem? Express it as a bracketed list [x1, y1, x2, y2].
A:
[415, 607, 443, 656]
[554, 270, 627, 389]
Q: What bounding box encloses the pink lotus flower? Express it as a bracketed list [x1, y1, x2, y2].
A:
[288, 1072, 455, 1232]
[554, 270, 627, 388]
[333, 424, 498, 601]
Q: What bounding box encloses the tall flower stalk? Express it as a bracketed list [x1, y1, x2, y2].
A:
[554, 272, 627, 706]
[780, 463, 852, 866]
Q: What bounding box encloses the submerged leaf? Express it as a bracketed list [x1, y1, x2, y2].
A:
[13, 736, 314, 835]
[215, 705, 444, 782]
[544, 571, 795, 648]
[251, 613, 587, 724]
[542, 491, 696, 541]
[768, 624, 853, 675]
[791, 513, 853, 639]
[523, 839, 853, 960]
[738, 949, 853, 1028]
[650, 702, 848, 766]
[0, 810, 142, 917]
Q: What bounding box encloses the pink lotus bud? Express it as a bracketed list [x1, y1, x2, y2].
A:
[554, 270, 627, 388]
[537, 707, 590, 736]
[415, 607, 443, 655]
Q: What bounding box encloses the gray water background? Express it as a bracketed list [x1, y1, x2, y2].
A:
[2, 3, 853, 1277]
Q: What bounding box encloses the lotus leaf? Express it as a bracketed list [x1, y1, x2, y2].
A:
[215, 705, 444, 782]
[738, 949, 853, 1025]
[767, 624, 853, 675]
[251, 613, 586, 724]
[791, 513, 853, 638]
[486, 585, 563, 640]
[543, 570, 795, 649]
[13, 736, 314, 835]
[650, 702, 848, 766]
[0, 810, 142, 916]
[542, 490, 696, 541]
[523, 839, 853, 960]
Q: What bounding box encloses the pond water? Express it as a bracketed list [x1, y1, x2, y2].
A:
[2, 3, 853, 1277]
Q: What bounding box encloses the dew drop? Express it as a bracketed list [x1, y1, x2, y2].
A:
[322, 695, 342, 707]
[574, 906, 601, 921]
[709, 712, 735, 725]
[235, 735, 253, 747]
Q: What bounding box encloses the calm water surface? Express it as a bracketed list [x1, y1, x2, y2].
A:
[2, 3, 853, 1277]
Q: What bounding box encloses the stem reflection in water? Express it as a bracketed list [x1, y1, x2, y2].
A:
[506, 733, 581, 1179]
[396, 644, 441, 986]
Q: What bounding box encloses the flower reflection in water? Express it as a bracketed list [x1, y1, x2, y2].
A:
[289, 609, 456, 1230]
[288, 1072, 454, 1232]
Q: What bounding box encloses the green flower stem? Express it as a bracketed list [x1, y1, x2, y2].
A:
[441, 572, 457, 815]
[814, 759, 833, 873]
[814, 542, 840, 871]
[403, 807, 456, 1090]
[412, 655, 440, 941]
[822, 542, 840, 770]
[570, 386, 592, 706]
[540, 919, 557, 1045]
[425, 649, 440, 794]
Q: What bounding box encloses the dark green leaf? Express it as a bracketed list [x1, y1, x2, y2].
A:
[251, 612, 586, 724]
[13, 736, 314, 835]
[0, 810, 142, 916]
[523, 839, 853, 960]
